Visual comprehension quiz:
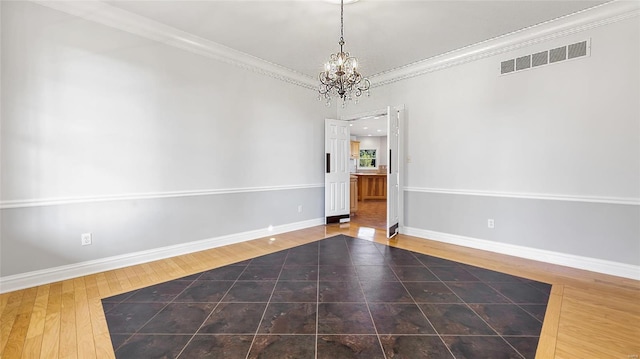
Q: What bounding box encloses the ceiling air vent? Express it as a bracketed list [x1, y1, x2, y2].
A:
[532, 51, 548, 67]
[516, 55, 531, 71]
[568, 41, 588, 59]
[549, 46, 567, 63]
[501, 59, 515, 74]
[500, 39, 590, 76]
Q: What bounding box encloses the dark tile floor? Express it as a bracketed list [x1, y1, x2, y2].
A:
[102, 235, 551, 359]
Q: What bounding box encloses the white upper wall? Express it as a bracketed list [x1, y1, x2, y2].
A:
[1, 1, 329, 202]
[341, 15, 640, 201]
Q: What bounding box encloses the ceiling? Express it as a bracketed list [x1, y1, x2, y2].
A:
[349, 115, 387, 136]
[105, 0, 610, 79]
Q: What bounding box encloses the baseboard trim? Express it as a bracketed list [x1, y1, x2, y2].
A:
[0, 218, 324, 294]
[400, 227, 640, 281]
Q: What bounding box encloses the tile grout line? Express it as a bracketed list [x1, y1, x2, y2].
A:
[349, 236, 389, 359]
[435, 268, 527, 359]
[468, 277, 549, 357]
[386, 248, 457, 359]
[110, 277, 197, 355]
[482, 281, 550, 325]
[244, 250, 291, 359]
[174, 263, 253, 359]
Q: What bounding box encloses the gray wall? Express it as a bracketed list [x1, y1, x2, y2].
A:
[1, 188, 323, 276]
[405, 191, 639, 265]
[341, 14, 640, 267]
[0, 2, 330, 277]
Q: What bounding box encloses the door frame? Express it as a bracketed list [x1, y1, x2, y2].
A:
[339, 105, 405, 234]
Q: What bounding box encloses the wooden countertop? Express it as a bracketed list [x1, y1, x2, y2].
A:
[353, 173, 386, 176]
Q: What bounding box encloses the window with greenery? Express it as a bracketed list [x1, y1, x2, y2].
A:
[359, 149, 377, 168]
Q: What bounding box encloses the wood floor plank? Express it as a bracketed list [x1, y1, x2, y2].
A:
[103, 271, 122, 295]
[58, 280, 77, 359]
[164, 258, 185, 278]
[94, 273, 112, 299]
[21, 284, 50, 358]
[0, 293, 11, 321]
[0, 290, 24, 355]
[148, 261, 169, 282]
[535, 284, 563, 359]
[39, 282, 62, 359]
[2, 287, 38, 358]
[140, 263, 161, 284]
[74, 278, 96, 359]
[131, 264, 151, 288]
[84, 277, 115, 359]
[87, 298, 114, 359]
[113, 268, 133, 293]
[122, 266, 142, 289]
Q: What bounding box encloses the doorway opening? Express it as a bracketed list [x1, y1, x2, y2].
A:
[348, 114, 387, 230]
[325, 106, 401, 238]
[345, 107, 401, 237]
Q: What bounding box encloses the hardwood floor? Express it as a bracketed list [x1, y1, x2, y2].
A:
[351, 199, 386, 229]
[1, 224, 638, 358]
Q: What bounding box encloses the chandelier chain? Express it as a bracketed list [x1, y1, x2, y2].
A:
[340, 0, 344, 41]
[317, 0, 370, 106]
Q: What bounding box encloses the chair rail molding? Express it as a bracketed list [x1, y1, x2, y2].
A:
[0, 184, 325, 209]
[404, 187, 640, 206]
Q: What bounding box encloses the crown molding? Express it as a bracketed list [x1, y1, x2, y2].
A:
[30, 1, 639, 91]
[32, 0, 318, 90]
[370, 1, 640, 87]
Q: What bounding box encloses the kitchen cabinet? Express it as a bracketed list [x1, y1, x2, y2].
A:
[350, 141, 360, 159]
[356, 174, 387, 200]
[350, 175, 358, 215]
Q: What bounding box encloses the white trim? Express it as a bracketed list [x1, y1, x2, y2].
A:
[404, 187, 640, 206]
[401, 227, 640, 281]
[30, 1, 639, 91]
[32, 0, 317, 90]
[0, 184, 325, 209]
[0, 218, 324, 294]
[370, 1, 640, 87]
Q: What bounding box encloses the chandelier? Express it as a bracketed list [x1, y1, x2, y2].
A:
[318, 0, 370, 106]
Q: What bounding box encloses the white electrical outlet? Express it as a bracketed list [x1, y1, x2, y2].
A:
[487, 219, 495, 229]
[298, 205, 303, 213]
[81, 233, 92, 246]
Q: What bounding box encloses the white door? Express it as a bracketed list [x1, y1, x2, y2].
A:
[386, 107, 400, 238]
[325, 119, 351, 223]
